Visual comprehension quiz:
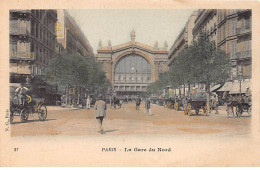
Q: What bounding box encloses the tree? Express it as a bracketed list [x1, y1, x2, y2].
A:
[148, 31, 230, 114]
[191, 31, 230, 114]
[45, 51, 111, 105]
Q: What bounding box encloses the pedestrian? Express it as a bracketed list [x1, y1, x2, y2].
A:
[145, 98, 152, 116]
[136, 95, 141, 110]
[61, 94, 67, 107]
[94, 95, 107, 134]
[211, 95, 219, 114]
[109, 96, 112, 108]
[174, 98, 179, 111]
[226, 95, 235, 117]
[167, 99, 171, 109]
[86, 96, 91, 109]
[182, 97, 187, 114]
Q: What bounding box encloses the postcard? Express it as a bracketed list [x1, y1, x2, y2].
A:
[0, 0, 260, 167]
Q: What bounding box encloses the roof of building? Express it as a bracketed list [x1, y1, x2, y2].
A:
[63, 10, 94, 55]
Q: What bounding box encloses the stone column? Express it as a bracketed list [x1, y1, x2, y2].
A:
[107, 61, 113, 83]
[154, 61, 159, 81]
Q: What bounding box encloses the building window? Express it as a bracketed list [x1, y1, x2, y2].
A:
[245, 41, 251, 51]
[43, 49, 45, 63]
[17, 41, 27, 53]
[31, 42, 34, 52]
[39, 48, 42, 55]
[237, 65, 242, 76]
[10, 41, 17, 53]
[232, 19, 237, 36]
[232, 41, 237, 59]
[244, 18, 250, 29]
[10, 20, 18, 33]
[31, 65, 34, 75]
[39, 67, 42, 75]
[43, 29, 45, 43]
[243, 64, 251, 78]
[35, 23, 38, 38]
[35, 66, 38, 75]
[223, 25, 226, 39]
[39, 26, 42, 40]
[46, 32, 49, 45]
[31, 20, 34, 36]
[231, 67, 237, 79]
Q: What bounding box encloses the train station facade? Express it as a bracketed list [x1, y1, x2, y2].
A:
[96, 30, 168, 97]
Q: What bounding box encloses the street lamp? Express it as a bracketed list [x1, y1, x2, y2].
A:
[237, 73, 243, 97]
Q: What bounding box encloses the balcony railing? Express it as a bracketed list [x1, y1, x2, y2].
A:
[236, 27, 251, 35]
[10, 10, 31, 13]
[235, 50, 251, 60]
[10, 51, 35, 60]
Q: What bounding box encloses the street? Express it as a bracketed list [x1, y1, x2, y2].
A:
[11, 102, 251, 137]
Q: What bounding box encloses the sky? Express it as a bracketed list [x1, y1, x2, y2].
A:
[67, 9, 196, 54]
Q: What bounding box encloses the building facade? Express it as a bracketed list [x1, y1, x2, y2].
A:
[217, 9, 251, 81]
[168, 9, 252, 95]
[192, 9, 218, 43]
[97, 30, 168, 96]
[192, 9, 251, 81]
[9, 10, 58, 99]
[168, 11, 198, 67]
[56, 10, 94, 57]
[56, 10, 95, 102]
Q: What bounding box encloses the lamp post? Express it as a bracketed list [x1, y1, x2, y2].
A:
[238, 74, 243, 97]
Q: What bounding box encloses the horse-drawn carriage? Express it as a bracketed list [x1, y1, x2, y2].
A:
[184, 92, 207, 116]
[227, 96, 251, 118]
[10, 87, 47, 123]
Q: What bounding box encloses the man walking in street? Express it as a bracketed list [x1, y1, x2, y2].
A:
[136, 95, 141, 110]
[86, 96, 91, 109]
[211, 95, 219, 114]
[94, 95, 107, 134]
[182, 97, 187, 114]
[145, 97, 152, 116]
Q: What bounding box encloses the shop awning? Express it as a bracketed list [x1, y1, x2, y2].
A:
[217, 82, 233, 92]
[210, 84, 222, 92]
[229, 81, 251, 94]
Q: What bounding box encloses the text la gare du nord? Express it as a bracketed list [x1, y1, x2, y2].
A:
[102, 147, 172, 152]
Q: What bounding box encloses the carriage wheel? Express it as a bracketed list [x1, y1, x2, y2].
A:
[10, 113, 14, 124]
[247, 106, 251, 117]
[38, 105, 47, 121]
[21, 108, 29, 123]
[195, 109, 199, 115]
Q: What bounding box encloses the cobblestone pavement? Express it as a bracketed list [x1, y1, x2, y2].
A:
[11, 102, 251, 137]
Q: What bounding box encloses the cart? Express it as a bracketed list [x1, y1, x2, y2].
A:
[10, 95, 47, 123]
[228, 99, 251, 118]
[184, 92, 207, 116]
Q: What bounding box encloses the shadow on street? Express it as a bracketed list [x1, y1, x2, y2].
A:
[11, 119, 56, 125]
[103, 129, 118, 134]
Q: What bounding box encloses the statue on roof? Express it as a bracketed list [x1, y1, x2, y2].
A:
[98, 39, 102, 48]
[108, 40, 111, 46]
[131, 29, 136, 41]
[164, 40, 168, 49]
[154, 40, 158, 49]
